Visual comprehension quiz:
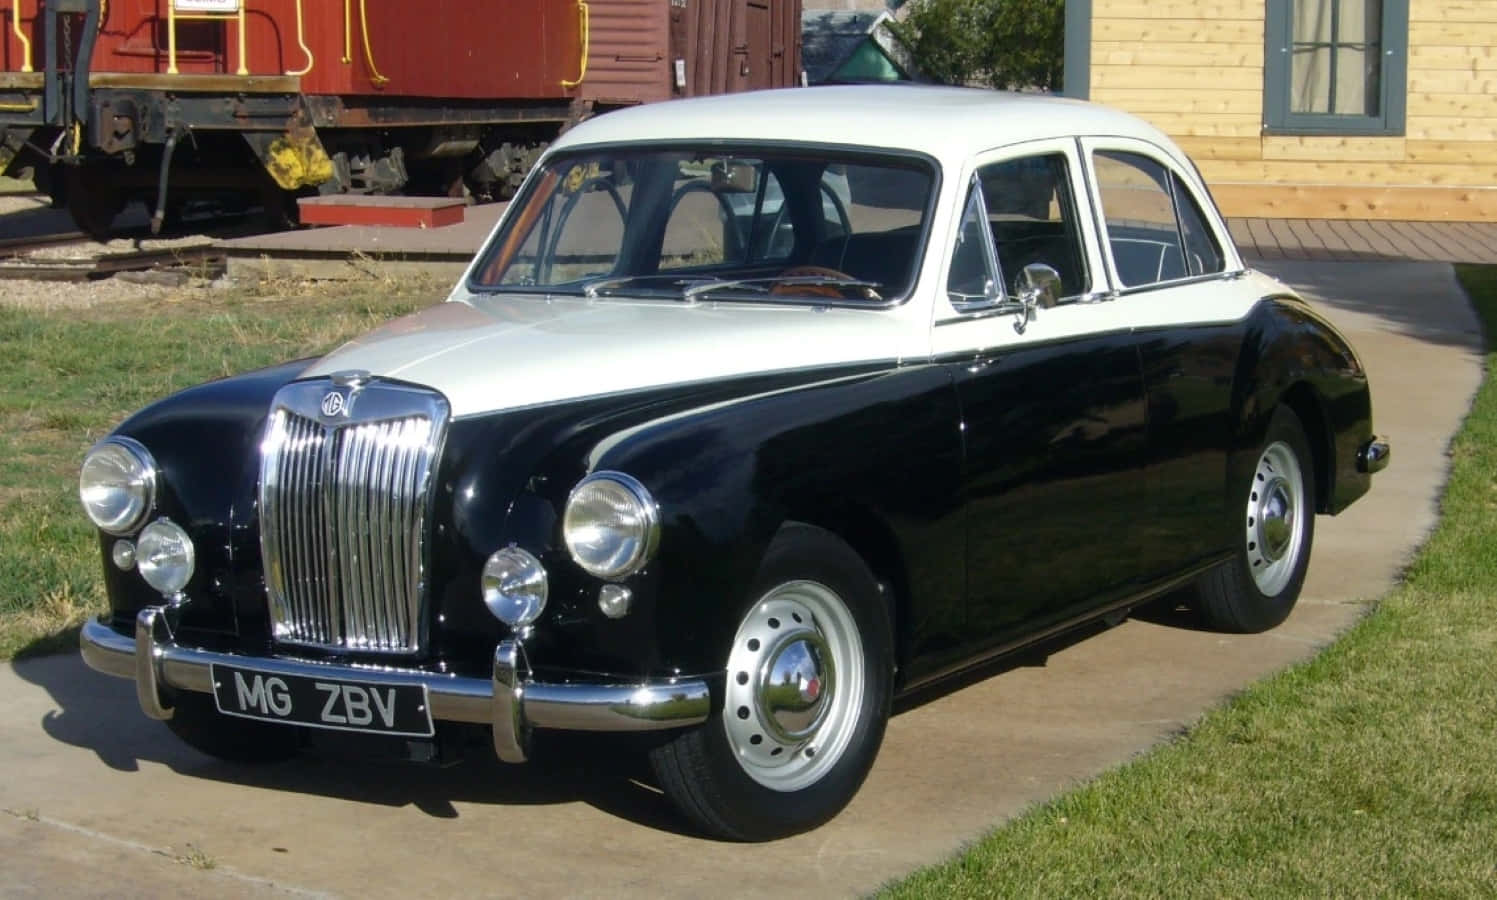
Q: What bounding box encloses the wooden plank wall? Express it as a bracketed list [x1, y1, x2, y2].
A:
[1089, 0, 1497, 220]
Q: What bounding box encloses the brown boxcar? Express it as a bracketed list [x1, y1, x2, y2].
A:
[0, 0, 802, 235]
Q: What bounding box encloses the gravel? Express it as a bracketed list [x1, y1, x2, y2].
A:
[0, 274, 180, 311]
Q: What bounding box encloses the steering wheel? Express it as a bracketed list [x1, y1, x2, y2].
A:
[667, 179, 746, 261]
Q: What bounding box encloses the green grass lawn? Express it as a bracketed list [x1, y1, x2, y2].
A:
[0, 274, 443, 659]
[882, 266, 1497, 897]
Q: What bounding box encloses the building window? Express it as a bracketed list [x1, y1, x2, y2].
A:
[1264, 0, 1408, 135]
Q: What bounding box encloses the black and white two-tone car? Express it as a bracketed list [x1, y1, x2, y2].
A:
[79, 85, 1388, 840]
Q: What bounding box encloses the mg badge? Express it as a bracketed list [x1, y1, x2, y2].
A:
[321, 391, 347, 418]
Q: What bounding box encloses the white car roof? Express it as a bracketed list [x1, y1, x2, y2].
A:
[550, 84, 1181, 165]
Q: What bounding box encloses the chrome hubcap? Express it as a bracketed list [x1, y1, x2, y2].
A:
[723, 580, 864, 792]
[758, 632, 833, 741]
[1257, 479, 1294, 561]
[1245, 441, 1306, 596]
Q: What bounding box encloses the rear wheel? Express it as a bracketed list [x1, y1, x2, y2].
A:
[1196, 406, 1316, 633]
[164, 693, 303, 764]
[649, 524, 894, 840]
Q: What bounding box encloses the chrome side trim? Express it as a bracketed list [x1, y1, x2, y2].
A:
[80, 619, 711, 755]
[1358, 436, 1391, 474]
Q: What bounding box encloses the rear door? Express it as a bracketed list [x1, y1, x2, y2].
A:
[1079, 137, 1254, 577]
[932, 138, 1151, 649]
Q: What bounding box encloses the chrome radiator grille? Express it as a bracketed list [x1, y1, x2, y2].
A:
[259, 378, 449, 655]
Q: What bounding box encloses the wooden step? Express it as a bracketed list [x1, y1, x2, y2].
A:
[297, 195, 467, 229]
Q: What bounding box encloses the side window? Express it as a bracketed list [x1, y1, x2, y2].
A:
[1171, 173, 1225, 277]
[1093, 151, 1188, 288]
[946, 182, 1000, 309]
[976, 153, 1088, 299]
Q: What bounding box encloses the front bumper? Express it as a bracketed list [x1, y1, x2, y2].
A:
[80, 609, 711, 763]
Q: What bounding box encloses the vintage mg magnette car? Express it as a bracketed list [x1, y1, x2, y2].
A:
[79, 86, 1388, 840]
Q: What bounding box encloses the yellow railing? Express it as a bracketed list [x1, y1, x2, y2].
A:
[163, 1, 317, 78]
[166, 0, 248, 76]
[285, 0, 312, 75]
[9, 0, 32, 72]
[337, 0, 388, 86]
[560, 0, 588, 88]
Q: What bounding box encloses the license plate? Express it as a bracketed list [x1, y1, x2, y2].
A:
[210, 663, 434, 737]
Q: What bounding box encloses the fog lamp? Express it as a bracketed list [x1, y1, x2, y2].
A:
[482, 546, 549, 628]
[136, 518, 195, 596]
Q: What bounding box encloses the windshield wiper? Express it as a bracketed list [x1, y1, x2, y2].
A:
[681, 275, 883, 302]
[580, 274, 694, 298]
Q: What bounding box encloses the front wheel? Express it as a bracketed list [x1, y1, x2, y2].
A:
[1196, 406, 1317, 633]
[649, 524, 894, 840]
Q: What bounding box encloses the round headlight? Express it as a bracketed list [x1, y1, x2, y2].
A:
[562, 471, 660, 579]
[482, 546, 549, 627]
[79, 438, 157, 535]
[136, 518, 195, 595]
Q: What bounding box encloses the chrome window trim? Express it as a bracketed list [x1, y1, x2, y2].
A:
[1079, 136, 1244, 295]
[947, 175, 1007, 313]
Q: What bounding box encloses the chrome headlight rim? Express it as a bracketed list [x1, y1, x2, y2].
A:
[562, 470, 661, 579]
[79, 436, 158, 536]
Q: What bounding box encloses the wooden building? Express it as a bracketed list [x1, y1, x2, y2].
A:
[1064, 0, 1497, 221]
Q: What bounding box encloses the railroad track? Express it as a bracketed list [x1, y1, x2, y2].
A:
[0, 221, 244, 282]
[0, 236, 225, 282]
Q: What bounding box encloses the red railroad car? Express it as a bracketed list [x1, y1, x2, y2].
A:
[0, 0, 802, 235]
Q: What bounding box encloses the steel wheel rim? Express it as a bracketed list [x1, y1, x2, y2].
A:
[722, 580, 865, 792]
[1245, 440, 1306, 596]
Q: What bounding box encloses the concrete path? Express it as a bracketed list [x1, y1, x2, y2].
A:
[0, 261, 1483, 899]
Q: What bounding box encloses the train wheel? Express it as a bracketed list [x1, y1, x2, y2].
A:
[62, 167, 127, 241]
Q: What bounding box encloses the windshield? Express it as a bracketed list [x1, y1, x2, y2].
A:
[470, 147, 936, 304]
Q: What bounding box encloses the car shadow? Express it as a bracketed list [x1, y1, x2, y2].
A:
[10, 651, 701, 838]
[14, 585, 1215, 837]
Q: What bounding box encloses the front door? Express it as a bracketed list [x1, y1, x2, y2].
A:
[933, 140, 1150, 649]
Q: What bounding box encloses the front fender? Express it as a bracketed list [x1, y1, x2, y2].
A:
[101, 358, 312, 640]
[584, 363, 964, 677]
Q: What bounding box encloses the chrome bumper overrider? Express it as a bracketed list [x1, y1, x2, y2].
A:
[1358, 436, 1391, 474]
[80, 609, 710, 764]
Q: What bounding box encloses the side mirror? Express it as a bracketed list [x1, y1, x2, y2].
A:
[1015, 263, 1062, 310]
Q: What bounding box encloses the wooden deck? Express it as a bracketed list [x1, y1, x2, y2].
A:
[1227, 218, 1497, 264]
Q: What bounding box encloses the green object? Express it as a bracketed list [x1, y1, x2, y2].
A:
[833, 40, 908, 83]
